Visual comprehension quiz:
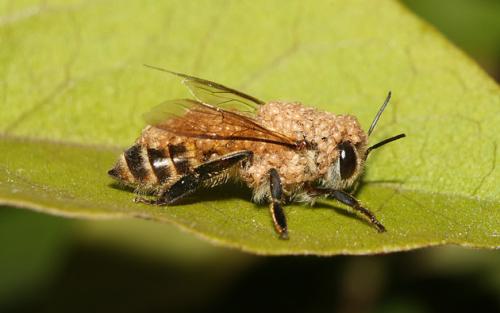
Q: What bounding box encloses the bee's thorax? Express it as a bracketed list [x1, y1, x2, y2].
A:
[244, 101, 368, 190]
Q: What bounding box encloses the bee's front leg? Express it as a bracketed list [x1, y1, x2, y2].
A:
[307, 187, 386, 233]
[268, 168, 289, 240]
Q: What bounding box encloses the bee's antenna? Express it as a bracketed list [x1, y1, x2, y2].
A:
[368, 91, 391, 136]
[365, 92, 405, 157]
[366, 133, 406, 157]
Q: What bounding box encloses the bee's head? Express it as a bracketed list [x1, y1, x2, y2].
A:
[324, 92, 405, 189]
[324, 140, 366, 189]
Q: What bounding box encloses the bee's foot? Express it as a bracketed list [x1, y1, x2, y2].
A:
[134, 197, 158, 205]
[279, 230, 289, 240]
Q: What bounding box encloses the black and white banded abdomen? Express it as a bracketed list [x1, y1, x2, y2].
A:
[108, 142, 197, 188]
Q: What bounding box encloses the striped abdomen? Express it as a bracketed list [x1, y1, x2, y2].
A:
[108, 143, 198, 187]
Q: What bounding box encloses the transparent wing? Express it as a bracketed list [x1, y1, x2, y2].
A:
[144, 65, 265, 113]
[142, 98, 192, 126]
[143, 99, 299, 149]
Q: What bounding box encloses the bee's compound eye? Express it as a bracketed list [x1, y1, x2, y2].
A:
[338, 141, 357, 180]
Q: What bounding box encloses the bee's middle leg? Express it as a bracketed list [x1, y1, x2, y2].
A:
[268, 168, 289, 240]
[136, 150, 253, 206]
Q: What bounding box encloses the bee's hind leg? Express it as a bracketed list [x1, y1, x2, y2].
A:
[308, 187, 386, 232]
[268, 168, 289, 240]
[134, 196, 169, 205]
[136, 150, 253, 206]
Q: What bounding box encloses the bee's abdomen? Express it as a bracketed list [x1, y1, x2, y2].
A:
[167, 144, 191, 175]
[124, 144, 149, 181]
[118, 143, 197, 186]
[145, 147, 171, 184]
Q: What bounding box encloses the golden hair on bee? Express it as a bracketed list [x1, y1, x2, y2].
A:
[108, 65, 405, 239]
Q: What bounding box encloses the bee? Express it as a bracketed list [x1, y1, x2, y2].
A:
[108, 65, 405, 239]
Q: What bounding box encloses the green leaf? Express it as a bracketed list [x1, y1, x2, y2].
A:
[1, 0, 499, 255]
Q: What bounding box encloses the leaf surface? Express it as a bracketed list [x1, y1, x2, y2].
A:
[1, 0, 499, 254]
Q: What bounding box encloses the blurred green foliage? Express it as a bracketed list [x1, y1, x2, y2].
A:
[0, 208, 73, 308]
[1, 208, 499, 312]
[402, 0, 500, 81]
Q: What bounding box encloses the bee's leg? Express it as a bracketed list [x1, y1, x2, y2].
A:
[268, 168, 289, 240]
[138, 151, 253, 206]
[134, 196, 169, 205]
[133, 173, 200, 206]
[308, 187, 386, 232]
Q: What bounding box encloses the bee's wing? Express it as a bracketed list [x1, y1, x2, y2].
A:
[144, 65, 265, 113]
[143, 99, 299, 149]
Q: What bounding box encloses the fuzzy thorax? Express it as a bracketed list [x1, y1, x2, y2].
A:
[244, 101, 368, 201]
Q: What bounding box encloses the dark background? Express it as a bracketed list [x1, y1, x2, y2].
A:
[404, 0, 500, 82]
[1, 1, 499, 312]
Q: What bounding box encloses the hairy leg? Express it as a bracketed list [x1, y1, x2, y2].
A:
[268, 168, 288, 239]
[135, 150, 253, 205]
[308, 187, 386, 232]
